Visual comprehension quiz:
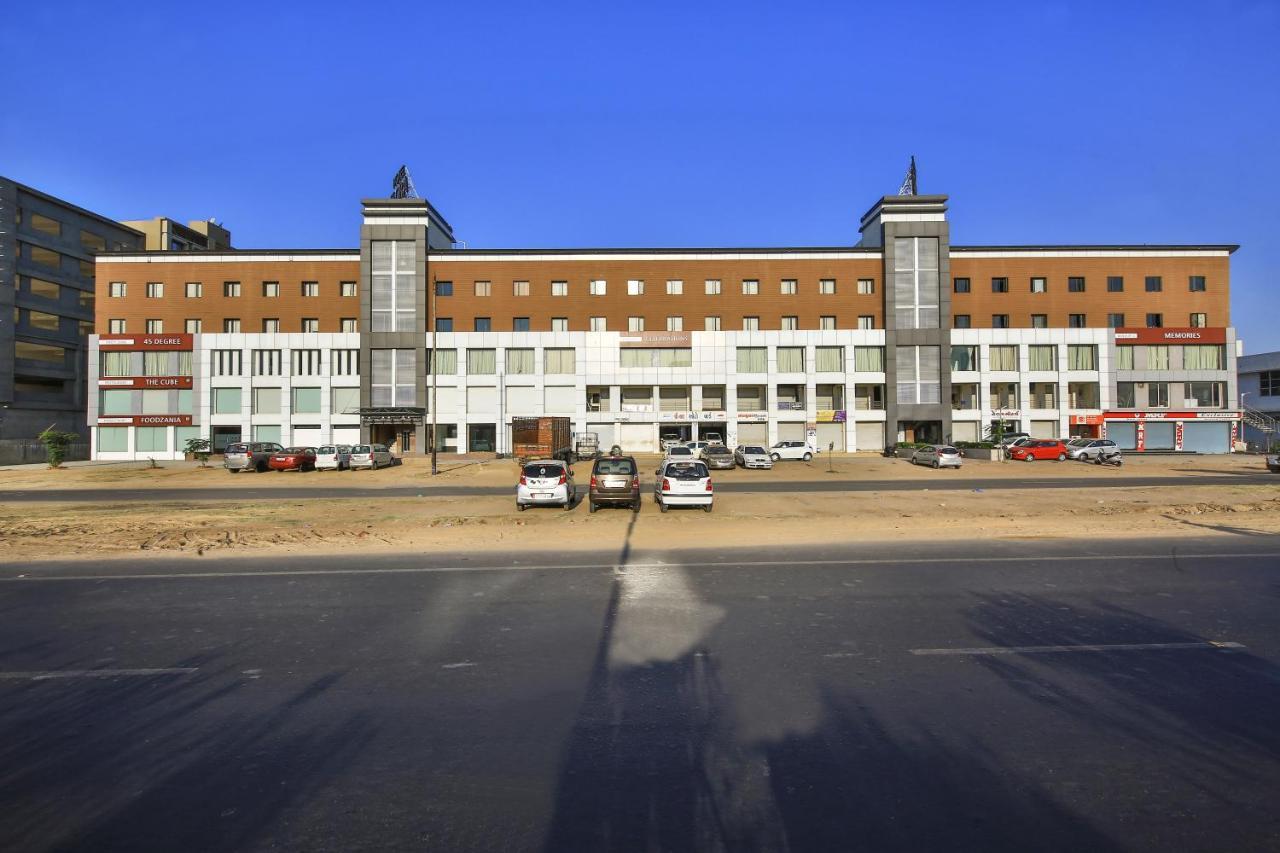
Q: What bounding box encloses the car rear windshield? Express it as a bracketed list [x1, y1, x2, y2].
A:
[667, 447, 693, 455]
[523, 463, 563, 478]
[318, 446, 337, 454]
[939, 446, 959, 454]
[704, 446, 731, 455]
[284, 447, 309, 453]
[226, 444, 248, 454]
[594, 459, 635, 475]
[665, 462, 709, 479]
[741, 446, 765, 454]
[352, 445, 371, 453]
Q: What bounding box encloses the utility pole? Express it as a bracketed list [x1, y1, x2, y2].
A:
[430, 274, 438, 476]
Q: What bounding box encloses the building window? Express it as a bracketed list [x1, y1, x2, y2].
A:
[211, 350, 243, 376]
[301, 318, 319, 333]
[427, 349, 456, 375]
[1147, 345, 1170, 370]
[435, 317, 453, 332]
[184, 282, 202, 298]
[433, 281, 452, 297]
[513, 280, 530, 297]
[1030, 277, 1047, 293]
[1145, 276, 1163, 292]
[620, 349, 692, 369]
[340, 318, 358, 332]
[705, 316, 721, 331]
[1116, 346, 1135, 370]
[953, 314, 971, 328]
[589, 280, 606, 296]
[815, 346, 843, 372]
[772, 279, 793, 296]
[332, 349, 359, 375]
[551, 317, 568, 332]
[224, 281, 241, 297]
[626, 280, 645, 296]
[252, 387, 281, 415]
[99, 352, 131, 379]
[1028, 345, 1056, 371]
[1068, 314, 1086, 328]
[705, 279, 721, 295]
[666, 279, 683, 295]
[1259, 370, 1280, 396]
[292, 349, 322, 375]
[991, 277, 1009, 293]
[186, 319, 202, 333]
[1189, 275, 1206, 292]
[590, 316, 606, 331]
[1068, 277, 1085, 293]
[474, 317, 491, 332]
[545, 348, 576, 374]
[108, 319, 126, 334]
[857, 279, 875, 295]
[894, 237, 941, 329]
[252, 349, 283, 376]
[853, 346, 884, 372]
[950, 345, 978, 371]
[505, 348, 535, 374]
[1189, 313, 1207, 328]
[742, 316, 760, 331]
[341, 281, 357, 297]
[1188, 381, 1225, 408]
[145, 319, 163, 333]
[28, 212, 61, 236]
[628, 316, 645, 332]
[777, 347, 805, 373]
[953, 277, 970, 293]
[371, 241, 417, 331]
[371, 349, 417, 406]
[736, 347, 767, 372]
[820, 315, 836, 330]
[109, 282, 126, 298]
[1182, 344, 1224, 370]
[212, 388, 242, 415]
[780, 316, 798, 331]
[896, 345, 942, 405]
[551, 281, 568, 296]
[989, 345, 1017, 372]
[1108, 313, 1126, 328]
[301, 281, 319, 297]
[1031, 314, 1048, 328]
[992, 314, 1010, 328]
[513, 317, 530, 332]
[814, 278, 835, 296]
[858, 316, 874, 330]
[742, 279, 759, 295]
[26, 244, 61, 269]
[474, 281, 492, 297]
[1146, 313, 1163, 328]
[1107, 276, 1124, 292]
[466, 349, 496, 375]
[262, 281, 279, 297]
[1067, 345, 1097, 370]
[223, 318, 241, 332]
[262, 318, 280, 333]
[666, 316, 683, 332]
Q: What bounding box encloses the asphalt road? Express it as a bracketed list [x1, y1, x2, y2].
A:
[0, 470, 1274, 502]
[2, 537, 1279, 852]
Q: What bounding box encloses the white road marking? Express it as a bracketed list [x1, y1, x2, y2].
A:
[441, 662, 477, 669]
[3, 552, 1279, 583]
[0, 667, 199, 680]
[909, 641, 1245, 657]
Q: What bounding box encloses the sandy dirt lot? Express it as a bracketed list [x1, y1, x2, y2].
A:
[1, 456, 1276, 564]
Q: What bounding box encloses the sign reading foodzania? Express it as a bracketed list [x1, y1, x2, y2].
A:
[1113, 327, 1226, 345]
[97, 415, 194, 426]
[97, 334, 194, 351]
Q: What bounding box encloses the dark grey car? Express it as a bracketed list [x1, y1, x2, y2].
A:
[700, 445, 736, 470]
[223, 442, 283, 473]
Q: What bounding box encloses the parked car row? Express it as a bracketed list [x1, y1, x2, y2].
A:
[223, 442, 394, 473]
[516, 454, 717, 513]
[658, 438, 817, 468]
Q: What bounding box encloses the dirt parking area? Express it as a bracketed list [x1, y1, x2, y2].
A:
[1, 455, 1276, 563]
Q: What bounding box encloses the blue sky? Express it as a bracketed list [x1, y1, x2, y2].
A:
[4, 1, 1277, 351]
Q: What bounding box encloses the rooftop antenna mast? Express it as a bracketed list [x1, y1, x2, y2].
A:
[897, 155, 918, 196]
[391, 164, 419, 199]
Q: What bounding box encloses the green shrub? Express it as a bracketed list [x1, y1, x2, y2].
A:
[184, 437, 212, 466]
[37, 427, 80, 469]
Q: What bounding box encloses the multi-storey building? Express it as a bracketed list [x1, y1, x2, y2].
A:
[1, 176, 145, 441]
[89, 188, 1243, 459]
[120, 216, 233, 252]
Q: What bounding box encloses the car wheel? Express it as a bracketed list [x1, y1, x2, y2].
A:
[771, 453, 781, 461]
[1057, 453, 1066, 461]
[589, 501, 597, 513]
[704, 502, 713, 513]
[659, 500, 669, 513]
[802, 453, 812, 462]
[1023, 455, 1034, 462]
[632, 499, 641, 512]
[517, 502, 526, 512]
[229, 469, 240, 474]
[932, 460, 940, 469]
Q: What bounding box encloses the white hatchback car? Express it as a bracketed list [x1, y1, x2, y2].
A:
[517, 459, 576, 511]
[350, 443, 393, 470]
[314, 444, 352, 471]
[654, 459, 713, 513]
[769, 440, 816, 462]
[664, 445, 696, 462]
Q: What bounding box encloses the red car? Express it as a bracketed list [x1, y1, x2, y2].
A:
[1009, 440, 1068, 462]
[268, 446, 317, 472]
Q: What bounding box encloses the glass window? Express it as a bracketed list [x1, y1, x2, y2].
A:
[224, 319, 241, 333]
[1182, 345, 1224, 370]
[1189, 276, 1206, 292]
[101, 389, 133, 415]
[184, 282, 202, 297]
[292, 387, 322, 414]
[370, 349, 416, 406]
[301, 318, 319, 333]
[1189, 313, 1207, 328]
[1068, 314, 1086, 328]
[140, 390, 169, 414]
[545, 348, 576, 374]
[1028, 345, 1056, 371]
[857, 279, 875, 295]
[742, 316, 759, 331]
[705, 316, 721, 331]
[989, 345, 1018, 372]
[98, 426, 129, 452]
[1146, 345, 1170, 370]
[1116, 382, 1136, 407]
[430, 280, 452, 297]
[262, 282, 279, 297]
[213, 388, 241, 414]
[14, 341, 64, 363]
[620, 349, 692, 368]
[1107, 276, 1124, 292]
[341, 281, 358, 297]
[950, 345, 978, 372]
[853, 346, 884, 372]
[628, 316, 644, 332]
[224, 281, 241, 297]
[370, 241, 416, 331]
[513, 317, 530, 332]
[253, 425, 281, 444]
[101, 351, 132, 377]
[819, 279, 836, 295]
[953, 277, 970, 293]
[627, 280, 644, 296]
[80, 230, 106, 252]
[742, 280, 759, 295]
[991, 277, 1008, 293]
[1188, 381, 1224, 407]
[143, 351, 170, 376]
[435, 318, 452, 332]
[301, 281, 319, 297]
[1145, 276, 1163, 292]
[896, 345, 941, 405]
[27, 277, 60, 300]
[109, 281, 126, 298]
[28, 310, 60, 331]
[704, 279, 721, 295]
[776, 347, 804, 373]
[253, 387, 282, 414]
[29, 213, 61, 236]
[589, 280, 606, 296]
[467, 349, 496, 374]
[429, 349, 457, 374]
[340, 318, 357, 332]
[780, 316, 798, 330]
[551, 317, 568, 332]
[736, 347, 767, 373]
[1108, 313, 1126, 328]
[1116, 346, 1135, 370]
[505, 349, 535, 374]
[666, 280, 683, 295]
[1146, 313, 1163, 328]
[474, 317, 491, 332]
[28, 244, 60, 269]
[1031, 314, 1048, 328]
[666, 316, 683, 332]
[815, 346, 843, 372]
[820, 316, 836, 330]
[109, 319, 126, 333]
[146, 319, 163, 333]
[1067, 345, 1097, 370]
[590, 317, 606, 331]
[1259, 370, 1280, 396]
[262, 319, 280, 333]
[513, 281, 530, 296]
[953, 315, 971, 328]
[1068, 277, 1085, 292]
[1030, 277, 1047, 293]
[992, 314, 1010, 328]
[858, 316, 875, 330]
[551, 281, 568, 296]
[780, 279, 797, 295]
[893, 237, 940, 329]
[144, 282, 163, 298]
[332, 387, 360, 415]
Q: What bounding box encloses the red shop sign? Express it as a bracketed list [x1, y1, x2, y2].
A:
[96, 415, 194, 426]
[98, 333, 194, 351]
[96, 376, 193, 389]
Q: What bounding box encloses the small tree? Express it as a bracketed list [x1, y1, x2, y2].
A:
[184, 437, 212, 467]
[37, 427, 80, 469]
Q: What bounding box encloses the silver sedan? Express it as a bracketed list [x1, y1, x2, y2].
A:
[910, 445, 963, 469]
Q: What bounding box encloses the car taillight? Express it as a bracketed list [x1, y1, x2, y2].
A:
[662, 478, 671, 491]
[590, 476, 598, 489]
[558, 472, 567, 485]
[706, 480, 713, 491]
[519, 475, 527, 485]
[631, 476, 639, 489]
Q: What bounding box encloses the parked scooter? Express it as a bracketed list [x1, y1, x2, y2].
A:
[1095, 447, 1123, 467]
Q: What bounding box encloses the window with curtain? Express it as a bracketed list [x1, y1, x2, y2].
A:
[1182, 345, 1224, 370]
[776, 347, 804, 373]
[736, 347, 766, 372]
[950, 345, 977, 372]
[505, 349, 535, 374]
[372, 349, 417, 405]
[429, 349, 457, 375]
[1028, 345, 1056, 372]
[989, 345, 1018, 372]
[619, 349, 648, 368]
[544, 348, 576, 374]
[143, 352, 170, 376]
[893, 236, 940, 329]
[896, 346, 940, 404]
[1067, 345, 1097, 370]
[177, 351, 193, 376]
[659, 349, 692, 368]
[1146, 345, 1170, 370]
[853, 346, 884, 372]
[370, 240, 416, 332]
[466, 349, 496, 374]
[101, 351, 132, 377]
[1116, 346, 1135, 369]
[815, 346, 843, 372]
